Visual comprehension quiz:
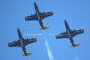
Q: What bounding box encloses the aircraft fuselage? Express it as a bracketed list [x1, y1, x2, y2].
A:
[64, 20, 75, 46]
[64, 20, 72, 39]
[34, 2, 41, 20]
[18, 29, 25, 47]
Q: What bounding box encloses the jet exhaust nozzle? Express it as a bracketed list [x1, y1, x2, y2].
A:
[71, 43, 80, 48]
[40, 26, 48, 30]
[23, 52, 32, 56]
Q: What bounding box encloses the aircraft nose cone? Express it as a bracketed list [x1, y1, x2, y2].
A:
[55, 34, 60, 39]
[25, 16, 33, 20]
[25, 16, 30, 20]
[8, 43, 11, 47]
[25, 17, 27, 20]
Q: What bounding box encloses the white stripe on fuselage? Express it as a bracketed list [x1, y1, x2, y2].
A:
[67, 30, 71, 38]
[36, 12, 41, 20]
[20, 38, 24, 47]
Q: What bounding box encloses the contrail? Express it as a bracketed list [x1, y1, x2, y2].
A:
[45, 41, 54, 60]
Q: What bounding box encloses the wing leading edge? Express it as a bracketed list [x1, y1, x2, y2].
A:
[24, 38, 37, 45]
[71, 29, 84, 37]
[25, 14, 38, 21]
[8, 40, 21, 47]
[25, 11, 53, 21]
[40, 11, 53, 19]
[55, 29, 84, 39]
[56, 32, 68, 39]
[8, 38, 37, 47]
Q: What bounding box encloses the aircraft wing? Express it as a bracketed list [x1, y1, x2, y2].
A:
[8, 41, 21, 47]
[40, 11, 53, 19]
[24, 38, 37, 45]
[25, 13, 38, 20]
[56, 32, 68, 39]
[71, 29, 84, 37]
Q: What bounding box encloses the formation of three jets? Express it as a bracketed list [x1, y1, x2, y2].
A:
[8, 2, 84, 56]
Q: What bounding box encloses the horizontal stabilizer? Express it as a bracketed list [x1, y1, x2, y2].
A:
[40, 26, 48, 30]
[70, 43, 80, 48]
[23, 52, 32, 56]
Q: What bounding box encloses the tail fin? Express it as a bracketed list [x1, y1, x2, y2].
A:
[70, 43, 80, 48]
[40, 26, 48, 30]
[23, 52, 32, 56]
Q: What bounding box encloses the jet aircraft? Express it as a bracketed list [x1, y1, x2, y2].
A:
[55, 20, 84, 47]
[8, 28, 37, 56]
[25, 2, 53, 30]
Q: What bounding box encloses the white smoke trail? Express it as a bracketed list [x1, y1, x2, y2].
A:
[45, 41, 54, 60]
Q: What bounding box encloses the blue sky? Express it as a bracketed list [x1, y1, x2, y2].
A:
[0, 0, 90, 60]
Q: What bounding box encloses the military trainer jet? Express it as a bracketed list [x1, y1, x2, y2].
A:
[8, 28, 37, 56]
[25, 2, 53, 30]
[55, 20, 84, 47]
